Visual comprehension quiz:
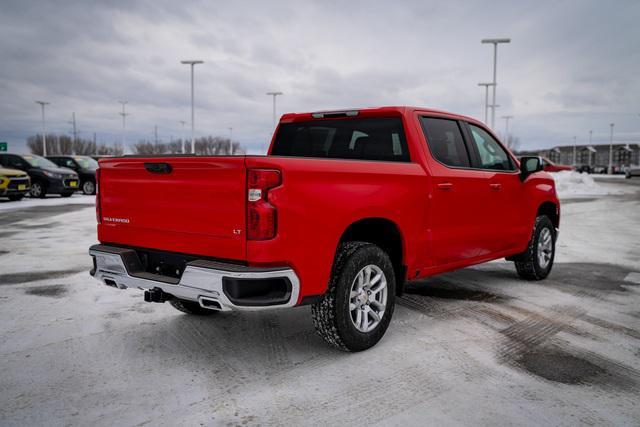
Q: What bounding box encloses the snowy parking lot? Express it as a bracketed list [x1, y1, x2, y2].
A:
[1, 177, 639, 426]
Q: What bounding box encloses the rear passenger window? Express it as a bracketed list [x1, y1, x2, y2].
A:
[468, 124, 515, 171]
[271, 118, 410, 162]
[419, 117, 470, 168]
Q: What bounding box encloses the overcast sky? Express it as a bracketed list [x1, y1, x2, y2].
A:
[1, 0, 639, 154]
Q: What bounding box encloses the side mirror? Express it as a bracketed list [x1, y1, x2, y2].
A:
[519, 156, 543, 181]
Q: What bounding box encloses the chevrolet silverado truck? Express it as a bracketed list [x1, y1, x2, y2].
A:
[89, 106, 560, 351]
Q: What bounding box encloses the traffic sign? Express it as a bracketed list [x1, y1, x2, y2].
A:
[0, 142, 7, 152]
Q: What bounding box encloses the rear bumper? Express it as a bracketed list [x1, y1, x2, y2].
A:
[89, 244, 300, 311]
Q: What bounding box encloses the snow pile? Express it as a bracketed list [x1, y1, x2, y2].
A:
[0, 195, 95, 212]
[550, 171, 609, 198]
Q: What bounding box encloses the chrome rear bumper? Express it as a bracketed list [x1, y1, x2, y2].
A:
[89, 244, 300, 311]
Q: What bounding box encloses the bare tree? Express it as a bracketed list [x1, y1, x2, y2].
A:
[27, 133, 123, 156]
[194, 136, 245, 155]
[132, 140, 168, 155]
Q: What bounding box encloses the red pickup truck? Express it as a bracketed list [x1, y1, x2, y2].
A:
[90, 106, 559, 351]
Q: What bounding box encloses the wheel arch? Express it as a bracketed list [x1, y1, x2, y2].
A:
[537, 201, 559, 229]
[338, 217, 407, 296]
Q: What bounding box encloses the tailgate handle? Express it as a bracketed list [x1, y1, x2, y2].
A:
[144, 162, 173, 174]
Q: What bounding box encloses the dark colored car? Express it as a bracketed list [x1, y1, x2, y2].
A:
[626, 166, 640, 179]
[0, 153, 79, 198]
[47, 155, 98, 195]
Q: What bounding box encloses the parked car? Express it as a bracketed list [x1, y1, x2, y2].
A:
[89, 106, 560, 351]
[0, 154, 79, 198]
[47, 155, 98, 195]
[0, 167, 30, 201]
[540, 157, 574, 172]
[626, 166, 640, 179]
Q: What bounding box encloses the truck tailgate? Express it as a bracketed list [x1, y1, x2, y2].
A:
[97, 156, 246, 261]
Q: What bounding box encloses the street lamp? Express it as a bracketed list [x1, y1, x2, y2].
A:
[181, 60, 204, 154]
[572, 136, 577, 166]
[179, 120, 187, 153]
[608, 123, 614, 174]
[502, 115, 514, 147]
[481, 38, 511, 130]
[118, 100, 129, 146]
[266, 92, 283, 128]
[35, 101, 50, 156]
[478, 83, 494, 124]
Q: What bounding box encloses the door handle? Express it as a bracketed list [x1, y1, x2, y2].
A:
[489, 183, 502, 191]
[437, 182, 453, 191]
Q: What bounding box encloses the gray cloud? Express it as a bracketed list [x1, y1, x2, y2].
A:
[1, 0, 638, 154]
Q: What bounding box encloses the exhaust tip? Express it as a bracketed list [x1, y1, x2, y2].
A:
[198, 296, 223, 311]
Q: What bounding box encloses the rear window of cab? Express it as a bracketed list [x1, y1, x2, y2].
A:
[271, 117, 410, 162]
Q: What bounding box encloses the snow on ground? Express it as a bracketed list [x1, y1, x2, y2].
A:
[0, 180, 639, 426]
[0, 194, 94, 212]
[550, 171, 614, 198]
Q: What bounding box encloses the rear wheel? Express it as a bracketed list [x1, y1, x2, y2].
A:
[513, 216, 556, 280]
[312, 242, 396, 352]
[8, 194, 24, 201]
[82, 180, 96, 195]
[169, 298, 218, 315]
[30, 181, 46, 198]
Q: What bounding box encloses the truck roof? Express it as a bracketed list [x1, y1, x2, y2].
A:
[280, 106, 481, 125]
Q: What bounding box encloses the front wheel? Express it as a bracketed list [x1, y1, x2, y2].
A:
[312, 242, 396, 352]
[513, 216, 556, 280]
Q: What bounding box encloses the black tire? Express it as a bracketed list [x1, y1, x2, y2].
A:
[312, 242, 396, 352]
[60, 192, 73, 198]
[626, 172, 632, 179]
[169, 298, 218, 315]
[30, 181, 46, 198]
[8, 194, 24, 201]
[513, 216, 556, 280]
[82, 180, 96, 195]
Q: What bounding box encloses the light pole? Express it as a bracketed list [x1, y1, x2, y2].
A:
[118, 100, 129, 146]
[502, 115, 514, 147]
[35, 101, 50, 156]
[266, 92, 283, 128]
[478, 83, 494, 124]
[608, 123, 614, 174]
[179, 120, 187, 153]
[228, 127, 233, 140]
[572, 136, 577, 166]
[181, 60, 204, 154]
[481, 38, 510, 130]
[588, 130, 593, 168]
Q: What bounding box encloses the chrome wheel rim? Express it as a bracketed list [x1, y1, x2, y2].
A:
[30, 183, 41, 197]
[83, 181, 95, 195]
[349, 264, 387, 333]
[537, 228, 553, 269]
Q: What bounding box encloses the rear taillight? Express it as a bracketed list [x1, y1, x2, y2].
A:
[95, 168, 102, 224]
[247, 169, 281, 240]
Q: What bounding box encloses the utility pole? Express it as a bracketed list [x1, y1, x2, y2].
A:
[35, 101, 50, 156]
[181, 60, 204, 154]
[179, 120, 187, 153]
[502, 115, 514, 147]
[478, 83, 494, 124]
[266, 92, 283, 128]
[481, 38, 511, 130]
[608, 123, 614, 174]
[118, 100, 129, 146]
[69, 112, 78, 153]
